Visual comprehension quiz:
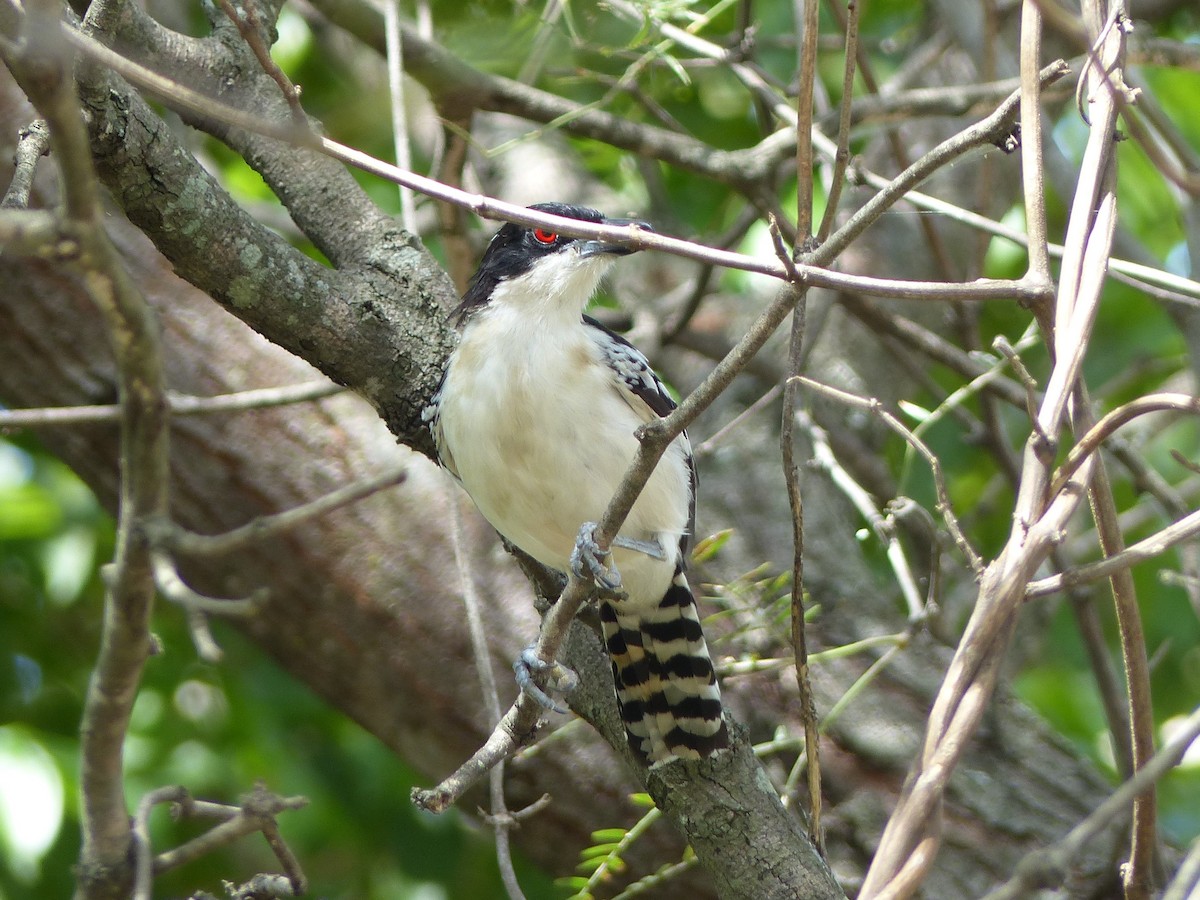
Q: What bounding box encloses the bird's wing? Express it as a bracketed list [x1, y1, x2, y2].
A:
[583, 315, 697, 564]
[422, 371, 460, 480]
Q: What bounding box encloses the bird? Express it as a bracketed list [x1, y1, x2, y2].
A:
[426, 201, 729, 764]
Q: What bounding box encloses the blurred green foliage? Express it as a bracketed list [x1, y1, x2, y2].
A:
[0, 435, 557, 899]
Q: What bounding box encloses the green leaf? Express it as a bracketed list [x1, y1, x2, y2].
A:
[579, 842, 621, 860]
[589, 828, 629, 842]
[691, 528, 733, 563]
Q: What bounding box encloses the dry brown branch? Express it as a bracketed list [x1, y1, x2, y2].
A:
[981, 704, 1200, 900]
[1026, 508, 1200, 598]
[858, 5, 1132, 894]
[152, 786, 310, 893]
[0, 380, 344, 429]
[54, 19, 1056, 309]
[2, 4, 172, 896]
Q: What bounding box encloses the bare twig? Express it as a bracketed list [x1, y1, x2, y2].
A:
[1019, 0, 1052, 289]
[167, 466, 408, 556]
[797, 376, 982, 576]
[2, 4, 173, 895]
[793, 0, 819, 245]
[779, 297, 823, 845]
[0, 380, 344, 429]
[693, 383, 783, 457]
[59, 9, 1053, 305]
[780, 0, 819, 828]
[446, 485, 528, 900]
[154, 786, 309, 894]
[1048, 393, 1200, 499]
[796, 407, 927, 620]
[132, 785, 189, 900]
[1074, 391, 1159, 900]
[383, 0, 417, 232]
[148, 549, 264, 661]
[213, 0, 306, 122]
[1026, 508, 1200, 599]
[980, 704, 1200, 900]
[846, 171, 1200, 304]
[815, 0, 859, 243]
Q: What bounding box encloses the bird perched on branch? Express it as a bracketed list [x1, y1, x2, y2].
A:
[426, 202, 729, 764]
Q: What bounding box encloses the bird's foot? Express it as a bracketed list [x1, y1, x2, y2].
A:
[514, 646, 579, 714]
[570, 521, 624, 594]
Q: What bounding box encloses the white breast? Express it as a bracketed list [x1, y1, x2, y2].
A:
[436, 300, 689, 607]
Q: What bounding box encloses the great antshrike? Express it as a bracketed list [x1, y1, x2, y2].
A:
[426, 202, 729, 763]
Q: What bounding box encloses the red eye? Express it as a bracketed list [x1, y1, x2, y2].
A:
[532, 228, 558, 244]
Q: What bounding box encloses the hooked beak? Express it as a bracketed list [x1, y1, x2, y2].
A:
[578, 217, 654, 258]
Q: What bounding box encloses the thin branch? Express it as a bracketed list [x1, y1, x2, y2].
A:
[3, 4, 172, 895]
[153, 786, 309, 893]
[151, 549, 263, 616]
[1019, 0, 1052, 287]
[446, 484, 528, 900]
[578, 806, 663, 898]
[980, 704, 1200, 900]
[847, 172, 1200, 304]
[693, 383, 782, 457]
[910, 323, 1040, 442]
[0, 380, 344, 429]
[1074, 391, 1159, 900]
[132, 785, 189, 900]
[777, 222, 823, 846]
[779, 102, 822, 841]
[797, 376, 983, 576]
[1060, 561, 1134, 778]
[213, 0, 306, 123]
[383, 0, 417, 232]
[820, 0, 958, 282]
[166, 466, 407, 556]
[820, 641, 908, 734]
[1048, 393, 1200, 500]
[815, 0, 859, 243]
[796, 408, 927, 620]
[792, 0, 819, 245]
[841, 297, 1031, 411]
[1026, 508, 1200, 598]
[59, 21, 1054, 305]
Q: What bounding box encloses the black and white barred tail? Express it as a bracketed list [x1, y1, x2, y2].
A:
[599, 576, 729, 763]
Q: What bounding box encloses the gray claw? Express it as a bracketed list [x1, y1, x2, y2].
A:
[514, 646, 578, 715]
[570, 521, 623, 592]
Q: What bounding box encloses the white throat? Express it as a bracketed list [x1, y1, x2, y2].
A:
[487, 250, 616, 324]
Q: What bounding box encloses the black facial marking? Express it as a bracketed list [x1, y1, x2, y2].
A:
[451, 202, 606, 324]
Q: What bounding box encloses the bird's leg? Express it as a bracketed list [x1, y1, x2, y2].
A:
[514, 646, 579, 714]
[516, 521, 650, 715]
[570, 521, 624, 594]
